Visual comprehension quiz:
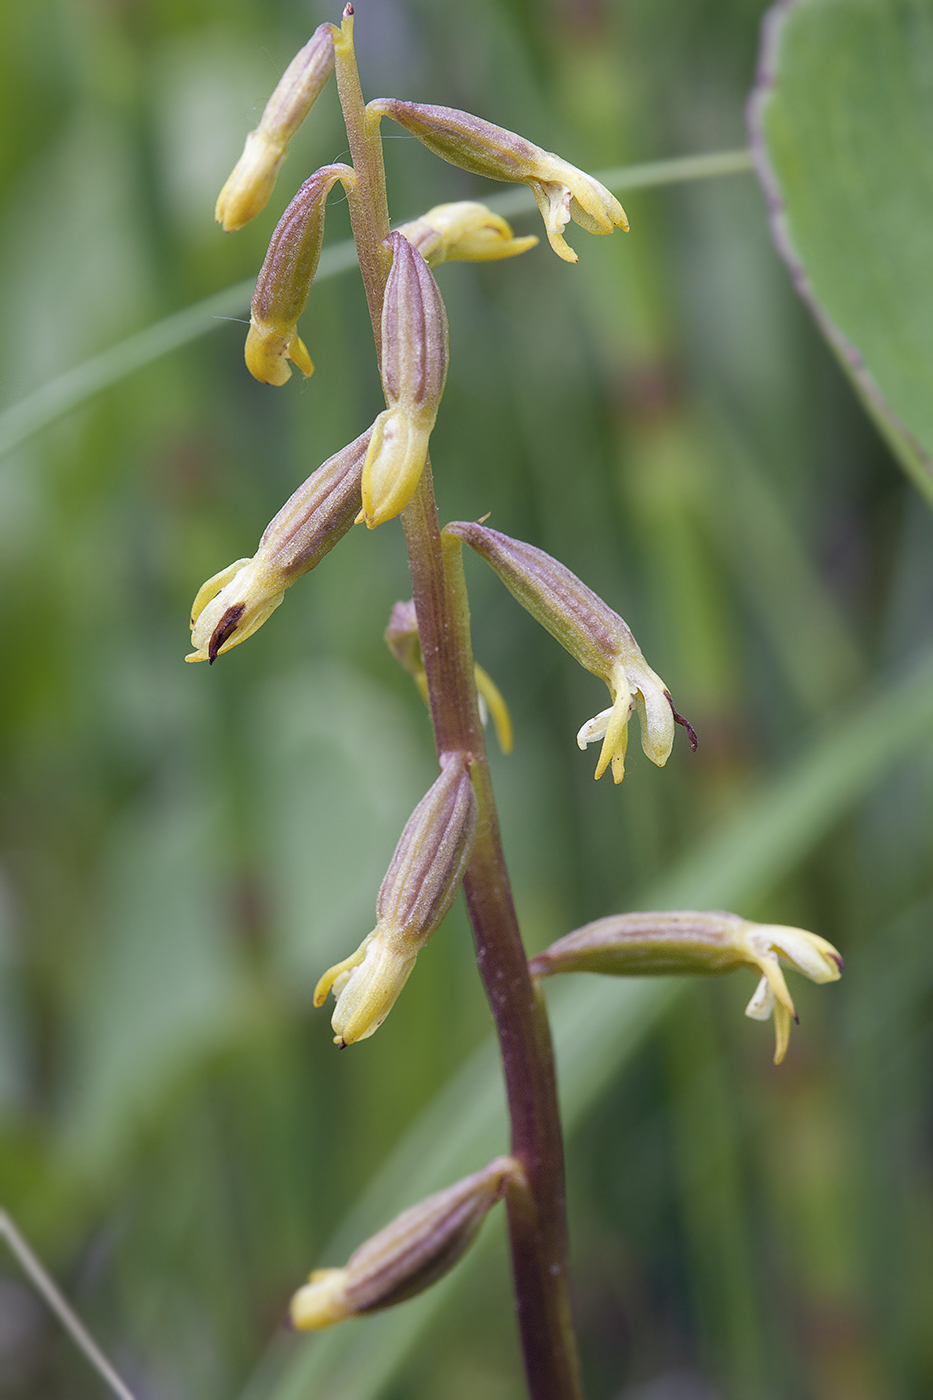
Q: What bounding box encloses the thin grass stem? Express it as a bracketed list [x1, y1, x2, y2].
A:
[0, 1210, 138, 1400]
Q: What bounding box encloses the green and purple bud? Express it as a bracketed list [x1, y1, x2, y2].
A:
[290, 1156, 522, 1328]
[246, 163, 356, 385]
[314, 751, 477, 1045]
[215, 25, 336, 231]
[359, 231, 449, 528]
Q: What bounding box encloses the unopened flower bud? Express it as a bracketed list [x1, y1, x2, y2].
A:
[358, 232, 449, 528]
[446, 521, 695, 783]
[396, 201, 538, 268]
[529, 910, 843, 1064]
[215, 25, 336, 231]
[315, 751, 477, 1044]
[290, 1155, 522, 1328]
[385, 600, 513, 754]
[187, 427, 371, 663]
[385, 599, 425, 685]
[246, 163, 355, 385]
[369, 99, 628, 262]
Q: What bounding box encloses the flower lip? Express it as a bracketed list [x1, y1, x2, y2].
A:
[209, 605, 245, 664]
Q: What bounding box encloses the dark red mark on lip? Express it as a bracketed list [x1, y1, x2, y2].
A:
[209, 604, 246, 663]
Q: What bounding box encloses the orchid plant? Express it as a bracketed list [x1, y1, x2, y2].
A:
[191, 11, 843, 1396]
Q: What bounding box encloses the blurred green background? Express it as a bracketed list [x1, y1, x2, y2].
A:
[1, 0, 931, 1397]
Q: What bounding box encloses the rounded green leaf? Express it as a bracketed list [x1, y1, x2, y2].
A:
[750, 0, 933, 503]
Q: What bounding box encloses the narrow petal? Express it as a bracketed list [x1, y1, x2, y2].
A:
[596, 676, 633, 783]
[772, 1003, 792, 1065]
[631, 667, 675, 766]
[744, 973, 775, 1021]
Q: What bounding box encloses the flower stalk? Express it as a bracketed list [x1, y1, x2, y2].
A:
[331, 11, 582, 1394]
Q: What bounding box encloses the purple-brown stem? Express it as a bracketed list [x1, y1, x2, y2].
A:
[333, 11, 581, 1396]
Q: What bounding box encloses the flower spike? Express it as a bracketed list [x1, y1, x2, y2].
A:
[446, 521, 693, 782]
[529, 910, 843, 1064]
[215, 25, 336, 231]
[369, 99, 628, 262]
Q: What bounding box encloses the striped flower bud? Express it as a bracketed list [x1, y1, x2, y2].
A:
[358, 232, 449, 528]
[187, 427, 371, 663]
[314, 751, 477, 1045]
[215, 25, 336, 232]
[396, 201, 538, 268]
[369, 99, 628, 263]
[245, 163, 355, 385]
[385, 600, 513, 755]
[290, 1156, 522, 1329]
[446, 522, 695, 783]
[528, 911, 843, 1065]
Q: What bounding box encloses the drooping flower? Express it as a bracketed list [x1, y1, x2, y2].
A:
[445, 521, 695, 782]
[384, 599, 513, 754]
[369, 99, 628, 262]
[290, 1156, 521, 1329]
[528, 910, 843, 1064]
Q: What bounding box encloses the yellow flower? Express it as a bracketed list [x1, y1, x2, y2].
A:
[525, 153, 629, 262]
[187, 557, 285, 664]
[738, 923, 843, 1064]
[396, 201, 538, 267]
[384, 599, 513, 754]
[185, 428, 371, 662]
[244, 163, 355, 386]
[313, 930, 417, 1047]
[575, 656, 676, 784]
[358, 407, 434, 529]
